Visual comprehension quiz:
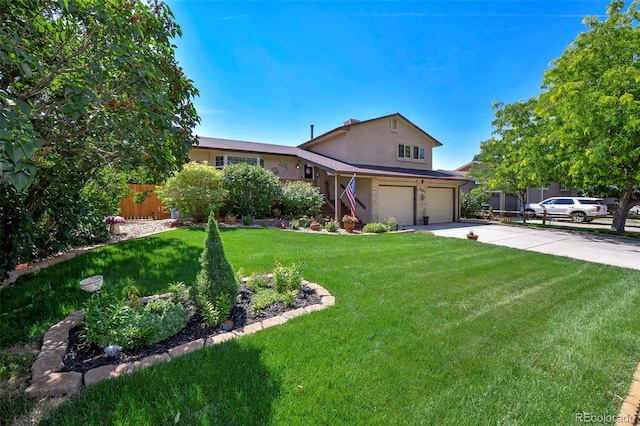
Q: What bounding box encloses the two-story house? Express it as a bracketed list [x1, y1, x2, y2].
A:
[190, 113, 467, 225]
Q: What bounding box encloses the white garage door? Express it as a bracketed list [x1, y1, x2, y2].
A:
[378, 186, 414, 225]
[426, 187, 453, 224]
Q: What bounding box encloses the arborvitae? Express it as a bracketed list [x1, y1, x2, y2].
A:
[192, 212, 239, 324]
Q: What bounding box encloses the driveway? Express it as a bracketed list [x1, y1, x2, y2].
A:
[416, 222, 640, 271]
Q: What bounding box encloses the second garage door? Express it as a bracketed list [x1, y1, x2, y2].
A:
[426, 187, 453, 224]
[378, 186, 414, 225]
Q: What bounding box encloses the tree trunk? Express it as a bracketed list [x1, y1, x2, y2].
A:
[611, 185, 634, 232]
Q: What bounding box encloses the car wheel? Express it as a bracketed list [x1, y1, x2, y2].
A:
[524, 209, 536, 218]
[570, 212, 586, 222]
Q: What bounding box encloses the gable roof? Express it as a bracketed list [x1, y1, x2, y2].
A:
[298, 113, 443, 148]
[195, 136, 464, 181]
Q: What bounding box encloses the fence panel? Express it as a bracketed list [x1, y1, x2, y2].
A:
[119, 184, 171, 220]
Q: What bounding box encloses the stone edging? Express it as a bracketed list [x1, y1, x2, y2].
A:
[25, 281, 334, 398]
[616, 362, 640, 426]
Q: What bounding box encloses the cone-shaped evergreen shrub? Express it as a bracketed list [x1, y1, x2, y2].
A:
[192, 212, 239, 325]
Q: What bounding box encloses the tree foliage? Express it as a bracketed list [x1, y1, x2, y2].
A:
[473, 0, 639, 231]
[537, 0, 640, 231]
[222, 163, 282, 218]
[0, 0, 199, 274]
[156, 162, 227, 222]
[470, 98, 548, 215]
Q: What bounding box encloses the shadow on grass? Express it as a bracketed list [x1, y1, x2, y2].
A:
[0, 230, 205, 347]
[41, 341, 281, 425]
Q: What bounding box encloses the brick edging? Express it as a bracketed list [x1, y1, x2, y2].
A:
[25, 281, 334, 398]
[616, 362, 640, 426]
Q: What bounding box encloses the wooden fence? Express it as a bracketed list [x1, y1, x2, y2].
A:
[119, 184, 171, 220]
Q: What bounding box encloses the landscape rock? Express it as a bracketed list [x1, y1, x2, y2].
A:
[84, 363, 133, 386]
[26, 372, 83, 398]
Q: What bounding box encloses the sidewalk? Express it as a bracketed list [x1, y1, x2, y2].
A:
[415, 221, 640, 271]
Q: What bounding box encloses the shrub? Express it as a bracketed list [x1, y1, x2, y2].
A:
[157, 162, 227, 222]
[461, 189, 491, 218]
[243, 215, 254, 226]
[222, 163, 282, 218]
[80, 292, 189, 350]
[326, 220, 340, 232]
[384, 216, 397, 230]
[273, 262, 304, 294]
[280, 180, 325, 217]
[363, 223, 389, 233]
[191, 212, 239, 326]
[251, 288, 282, 313]
[245, 273, 271, 292]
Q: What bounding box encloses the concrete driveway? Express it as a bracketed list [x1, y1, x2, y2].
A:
[416, 222, 640, 271]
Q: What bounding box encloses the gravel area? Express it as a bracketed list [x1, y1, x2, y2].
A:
[108, 218, 175, 243]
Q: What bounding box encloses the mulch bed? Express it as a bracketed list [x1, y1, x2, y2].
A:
[63, 284, 321, 374]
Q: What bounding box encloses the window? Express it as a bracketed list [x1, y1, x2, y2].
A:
[398, 144, 425, 162]
[214, 155, 263, 168]
[390, 118, 399, 132]
[227, 156, 260, 165]
[560, 182, 569, 192]
[398, 144, 411, 158]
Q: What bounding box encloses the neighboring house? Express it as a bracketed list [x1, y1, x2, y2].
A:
[452, 160, 580, 213]
[190, 113, 468, 225]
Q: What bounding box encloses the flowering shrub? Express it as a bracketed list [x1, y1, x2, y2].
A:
[103, 216, 126, 225]
[342, 215, 358, 223]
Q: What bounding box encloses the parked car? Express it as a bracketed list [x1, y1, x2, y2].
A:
[524, 197, 608, 222]
[630, 205, 640, 219]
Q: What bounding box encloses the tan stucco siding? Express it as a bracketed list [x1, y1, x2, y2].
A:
[189, 148, 304, 180]
[308, 118, 436, 170]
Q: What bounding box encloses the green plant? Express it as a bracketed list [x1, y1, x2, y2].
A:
[282, 289, 298, 308]
[243, 215, 254, 226]
[385, 216, 398, 230]
[342, 214, 358, 223]
[191, 212, 239, 326]
[326, 220, 340, 232]
[363, 222, 389, 233]
[157, 162, 227, 223]
[272, 262, 304, 294]
[280, 180, 325, 217]
[167, 281, 189, 304]
[261, 220, 269, 228]
[80, 293, 131, 348]
[290, 219, 300, 230]
[460, 189, 491, 219]
[251, 288, 282, 313]
[127, 299, 189, 348]
[222, 163, 282, 218]
[245, 273, 272, 292]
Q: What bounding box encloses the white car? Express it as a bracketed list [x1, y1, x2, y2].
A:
[524, 197, 608, 222]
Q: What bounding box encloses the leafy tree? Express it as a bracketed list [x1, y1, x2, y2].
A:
[0, 0, 199, 273]
[280, 180, 325, 217]
[537, 0, 640, 231]
[470, 98, 548, 220]
[222, 163, 282, 218]
[191, 212, 239, 326]
[156, 162, 227, 222]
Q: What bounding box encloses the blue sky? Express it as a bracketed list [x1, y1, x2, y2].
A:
[165, 0, 610, 171]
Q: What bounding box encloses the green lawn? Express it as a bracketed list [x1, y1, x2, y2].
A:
[2, 229, 639, 425]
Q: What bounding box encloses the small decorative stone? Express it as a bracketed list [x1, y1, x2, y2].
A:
[221, 319, 234, 332]
[104, 345, 123, 357]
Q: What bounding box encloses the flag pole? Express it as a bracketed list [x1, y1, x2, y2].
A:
[339, 174, 357, 199]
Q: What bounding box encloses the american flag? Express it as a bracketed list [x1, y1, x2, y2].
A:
[345, 175, 356, 216]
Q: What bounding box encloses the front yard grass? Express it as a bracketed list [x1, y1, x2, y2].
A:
[2, 228, 639, 425]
